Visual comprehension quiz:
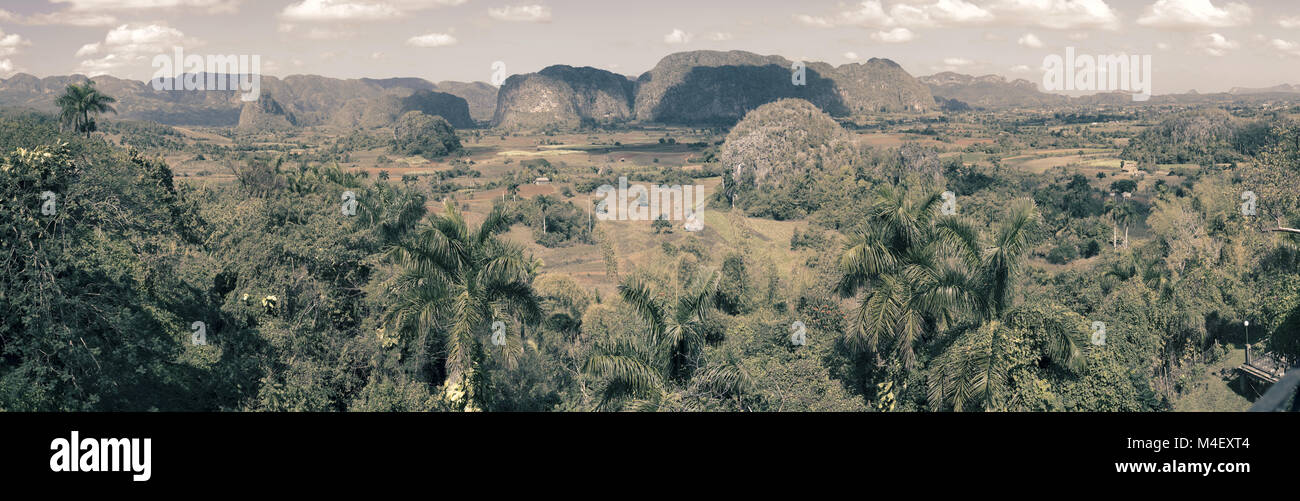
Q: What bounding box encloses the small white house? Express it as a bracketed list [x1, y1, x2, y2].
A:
[534, 177, 550, 185]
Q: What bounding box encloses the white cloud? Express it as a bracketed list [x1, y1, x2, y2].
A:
[1270, 38, 1300, 56]
[800, 0, 1116, 31]
[1010, 64, 1032, 72]
[75, 23, 192, 76]
[871, 27, 915, 43]
[22, 12, 118, 26]
[664, 28, 692, 44]
[51, 0, 241, 12]
[281, 0, 400, 21]
[305, 27, 356, 39]
[944, 57, 975, 66]
[798, 0, 991, 29]
[74, 43, 102, 57]
[488, 4, 553, 22]
[924, 0, 994, 24]
[0, 30, 31, 58]
[707, 32, 734, 41]
[393, 0, 468, 7]
[0, 4, 117, 26]
[278, 0, 464, 31]
[1137, 0, 1251, 29]
[1017, 32, 1043, 47]
[1280, 16, 1300, 29]
[0, 29, 28, 78]
[844, 51, 860, 60]
[798, 1, 892, 28]
[1198, 32, 1239, 56]
[406, 32, 458, 47]
[988, 0, 1120, 30]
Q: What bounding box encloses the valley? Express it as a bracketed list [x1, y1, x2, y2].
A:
[4, 48, 1300, 414]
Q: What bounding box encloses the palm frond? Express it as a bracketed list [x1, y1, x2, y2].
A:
[618, 277, 666, 341]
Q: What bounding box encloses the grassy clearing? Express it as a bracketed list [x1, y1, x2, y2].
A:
[1170, 346, 1253, 412]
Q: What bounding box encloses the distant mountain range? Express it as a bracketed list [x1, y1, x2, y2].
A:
[922, 71, 1300, 109]
[0, 73, 491, 130]
[1228, 83, 1300, 95]
[7, 53, 1295, 132]
[0, 50, 943, 130]
[920, 72, 1067, 108]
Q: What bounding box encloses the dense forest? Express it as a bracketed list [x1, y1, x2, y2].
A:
[3, 93, 1300, 412]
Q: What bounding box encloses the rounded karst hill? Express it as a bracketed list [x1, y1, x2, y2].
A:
[718, 98, 848, 187]
[392, 110, 461, 159]
[236, 94, 297, 132]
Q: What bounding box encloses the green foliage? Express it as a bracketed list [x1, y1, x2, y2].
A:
[381, 202, 542, 411]
[504, 195, 593, 247]
[55, 81, 116, 138]
[583, 273, 753, 410]
[5, 96, 1300, 414]
[392, 111, 461, 159]
[1120, 109, 1261, 166]
[716, 253, 751, 315]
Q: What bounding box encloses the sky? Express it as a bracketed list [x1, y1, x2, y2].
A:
[1, 0, 1299, 95]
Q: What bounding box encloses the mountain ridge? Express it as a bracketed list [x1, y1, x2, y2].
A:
[0, 72, 494, 129]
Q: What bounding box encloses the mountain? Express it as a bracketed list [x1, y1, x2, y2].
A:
[328, 88, 474, 129]
[720, 98, 849, 186]
[920, 72, 1067, 108]
[434, 81, 498, 122]
[237, 94, 296, 131]
[0, 72, 494, 128]
[634, 50, 933, 125]
[359, 77, 437, 91]
[1228, 83, 1300, 95]
[0, 51, 937, 131]
[492, 65, 635, 129]
[827, 58, 935, 114]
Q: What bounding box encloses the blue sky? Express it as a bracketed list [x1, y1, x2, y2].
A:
[1, 0, 1299, 94]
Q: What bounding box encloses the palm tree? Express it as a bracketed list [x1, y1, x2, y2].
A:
[836, 185, 983, 369]
[383, 201, 541, 411]
[1103, 250, 1169, 294]
[584, 273, 751, 410]
[927, 199, 1084, 410]
[533, 194, 556, 234]
[55, 81, 116, 138]
[360, 181, 427, 245]
[1116, 196, 1136, 248]
[981, 198, 1038, 319]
